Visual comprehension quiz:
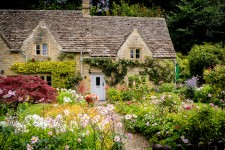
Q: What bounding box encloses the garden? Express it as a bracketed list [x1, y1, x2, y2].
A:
[0, 43, 225, 150]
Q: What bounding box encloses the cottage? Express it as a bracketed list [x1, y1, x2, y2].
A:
[0, 0, 176, 100]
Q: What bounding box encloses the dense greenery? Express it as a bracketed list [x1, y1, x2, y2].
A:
[11, 61, 76, 88]
[84, 58, 175, 86]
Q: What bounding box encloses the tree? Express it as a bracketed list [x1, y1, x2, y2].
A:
[166, 0, 225, 54]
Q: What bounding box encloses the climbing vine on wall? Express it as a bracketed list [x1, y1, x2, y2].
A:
[83, 58, 141, 86]
[84, 57, 175, 86]
[11, 61, 76, 88]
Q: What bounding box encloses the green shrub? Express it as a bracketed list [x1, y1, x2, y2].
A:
[188, 43, 225, 79]
[194, 84, 214, 103]
[106, 88, 123, 102]
[204, 64, 225, 93]
[158, 83, 176, 93]
[176, 52, 191, 83]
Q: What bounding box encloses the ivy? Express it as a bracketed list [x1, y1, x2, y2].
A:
[11, 61, 76, 88]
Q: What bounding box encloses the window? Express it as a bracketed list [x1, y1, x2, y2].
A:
[130, 49, 140, 59]
[96, 77, 100, 86]
[36, 44, 48, 56]
[40, 75, 52, 86]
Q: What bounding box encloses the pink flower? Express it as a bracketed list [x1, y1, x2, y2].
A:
[31, 136, 39, 144]
[208, 93, 212, 98]
[210, 103, 214, 107]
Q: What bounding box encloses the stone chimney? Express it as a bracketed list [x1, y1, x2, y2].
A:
[82, 0, 90, 17]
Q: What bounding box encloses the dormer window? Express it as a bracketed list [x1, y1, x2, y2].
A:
[130, 49, 140, 59]
[36, 44, 48, 56]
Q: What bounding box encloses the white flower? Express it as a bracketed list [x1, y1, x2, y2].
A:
[125, 114, 132, 120]
[114, 135, 121, 142]
[26, 144, 33, 150]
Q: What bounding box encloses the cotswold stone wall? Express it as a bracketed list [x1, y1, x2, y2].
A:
[117, 29, 152, 62]
[21, 21, 61, 62]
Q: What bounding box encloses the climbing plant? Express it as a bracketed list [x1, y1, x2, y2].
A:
[11, 61, 76, 88]
[84, 57, 175, 86]
[83, 58, 140, 86]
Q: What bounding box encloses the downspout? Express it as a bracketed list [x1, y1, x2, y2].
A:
[80, 51, 83, 77]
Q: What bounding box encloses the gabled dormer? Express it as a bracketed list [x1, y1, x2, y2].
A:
[117, 29, 153, 62]
[21, 21, 62, 61]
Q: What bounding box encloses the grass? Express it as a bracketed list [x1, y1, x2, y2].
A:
[0, 103, 52, 121]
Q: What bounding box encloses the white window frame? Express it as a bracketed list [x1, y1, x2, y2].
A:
[35, 44, 48, 56]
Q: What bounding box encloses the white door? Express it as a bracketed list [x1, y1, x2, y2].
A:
[91, 73, 105, 100]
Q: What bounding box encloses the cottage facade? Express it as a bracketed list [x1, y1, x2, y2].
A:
[0, 0, 176, 100]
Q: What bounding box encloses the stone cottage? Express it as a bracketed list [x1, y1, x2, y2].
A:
[0, 0, 176, 100]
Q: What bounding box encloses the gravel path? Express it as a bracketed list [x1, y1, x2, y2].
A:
[97, 102, 151, 150]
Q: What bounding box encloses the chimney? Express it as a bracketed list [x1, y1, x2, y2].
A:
[82, 0, 90, 17]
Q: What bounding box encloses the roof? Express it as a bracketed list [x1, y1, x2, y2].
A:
[0, 10, 176, 58]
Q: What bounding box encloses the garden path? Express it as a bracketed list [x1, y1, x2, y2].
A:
[97, 101, 151, 150]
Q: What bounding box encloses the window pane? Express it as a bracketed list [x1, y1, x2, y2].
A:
[36, 45, 40, 55]
[42, 44, 48, 55]
[47, 76, 51, 86]
[96, 77, 100, 86]
[130, 50, 134, 58]
[136, 49, 140, 58]
[40, 76, 45, 80]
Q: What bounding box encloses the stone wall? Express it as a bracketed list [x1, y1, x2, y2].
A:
[117, 29, 152, 62]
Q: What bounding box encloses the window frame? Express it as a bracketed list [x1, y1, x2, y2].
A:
[35, 44, 48, 56]
[40, 75, 52, 86]
[130, 48, 141, 59]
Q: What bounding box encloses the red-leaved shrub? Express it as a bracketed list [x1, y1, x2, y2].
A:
[0, 76, 57, 104]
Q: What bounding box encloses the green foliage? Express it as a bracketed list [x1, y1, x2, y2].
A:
[158, 83, 176, 93]
[194, 84, 214, 103]
[11, 61, 76, 88]
[84, 58, 140, 86]
[176, 52, 191, 83]
[166, 0, 225, 54]
[182, 106, 225, 144]
[56, 88, 84, 104]
[84, 57, 175, 86]
[110, 0, 163, 17]
[115, 98, 225, 148]
[188, 43, 225, 78]
[142, 58, 175, 84]
[204, 64, 225, 93]
[106, 88, 123, 102]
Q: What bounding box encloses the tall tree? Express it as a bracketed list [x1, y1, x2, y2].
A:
[166, 0, 225, 54]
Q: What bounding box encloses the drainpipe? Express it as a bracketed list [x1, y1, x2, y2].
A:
[80, 52, 83, 77]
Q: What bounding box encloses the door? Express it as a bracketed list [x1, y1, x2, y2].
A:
[91, 73, 105, 100]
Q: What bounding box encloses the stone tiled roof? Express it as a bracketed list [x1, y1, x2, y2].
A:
[0, 10, 176, 58]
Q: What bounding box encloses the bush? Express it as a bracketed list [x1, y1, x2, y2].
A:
[176, 52, 191, 83]
[204, 64, 225, 93]
[143, 58, 175, 85]
[0, 76, 57, 112]
[188, 43, 225, 79]
[194, 84, 214, 103]
[158, 83, 176, 93]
